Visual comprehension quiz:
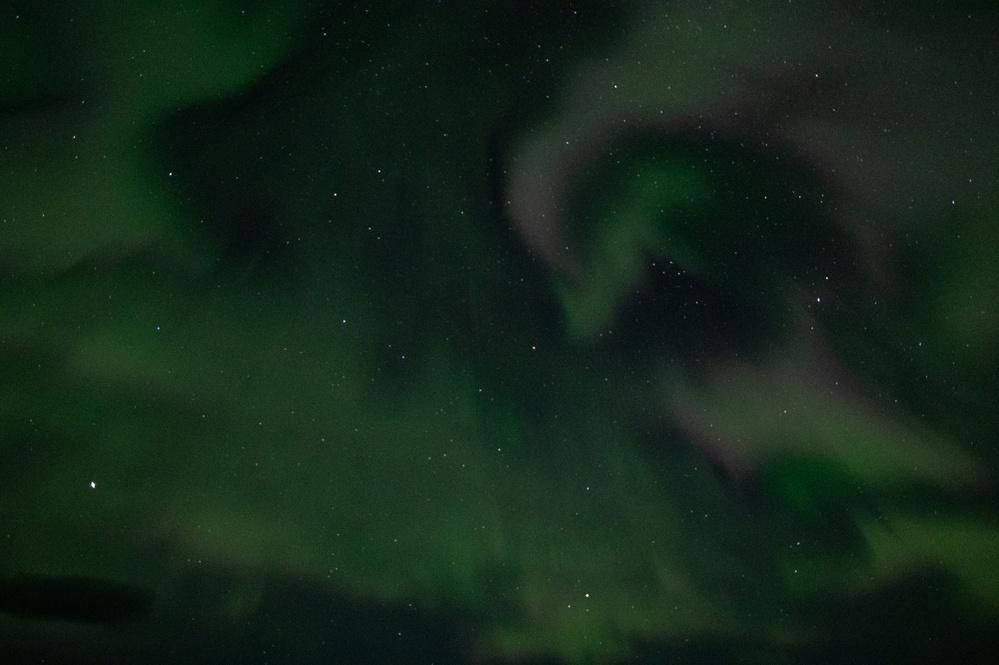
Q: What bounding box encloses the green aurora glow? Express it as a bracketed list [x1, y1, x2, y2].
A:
[2, 2, 998, 663]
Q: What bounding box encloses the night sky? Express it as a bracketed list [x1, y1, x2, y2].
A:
[2, 2, 998, 663]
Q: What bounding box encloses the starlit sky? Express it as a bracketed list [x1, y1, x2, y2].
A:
[2, 2, 998, 663]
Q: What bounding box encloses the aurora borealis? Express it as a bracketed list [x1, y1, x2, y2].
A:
[2, 2, 998, 662]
